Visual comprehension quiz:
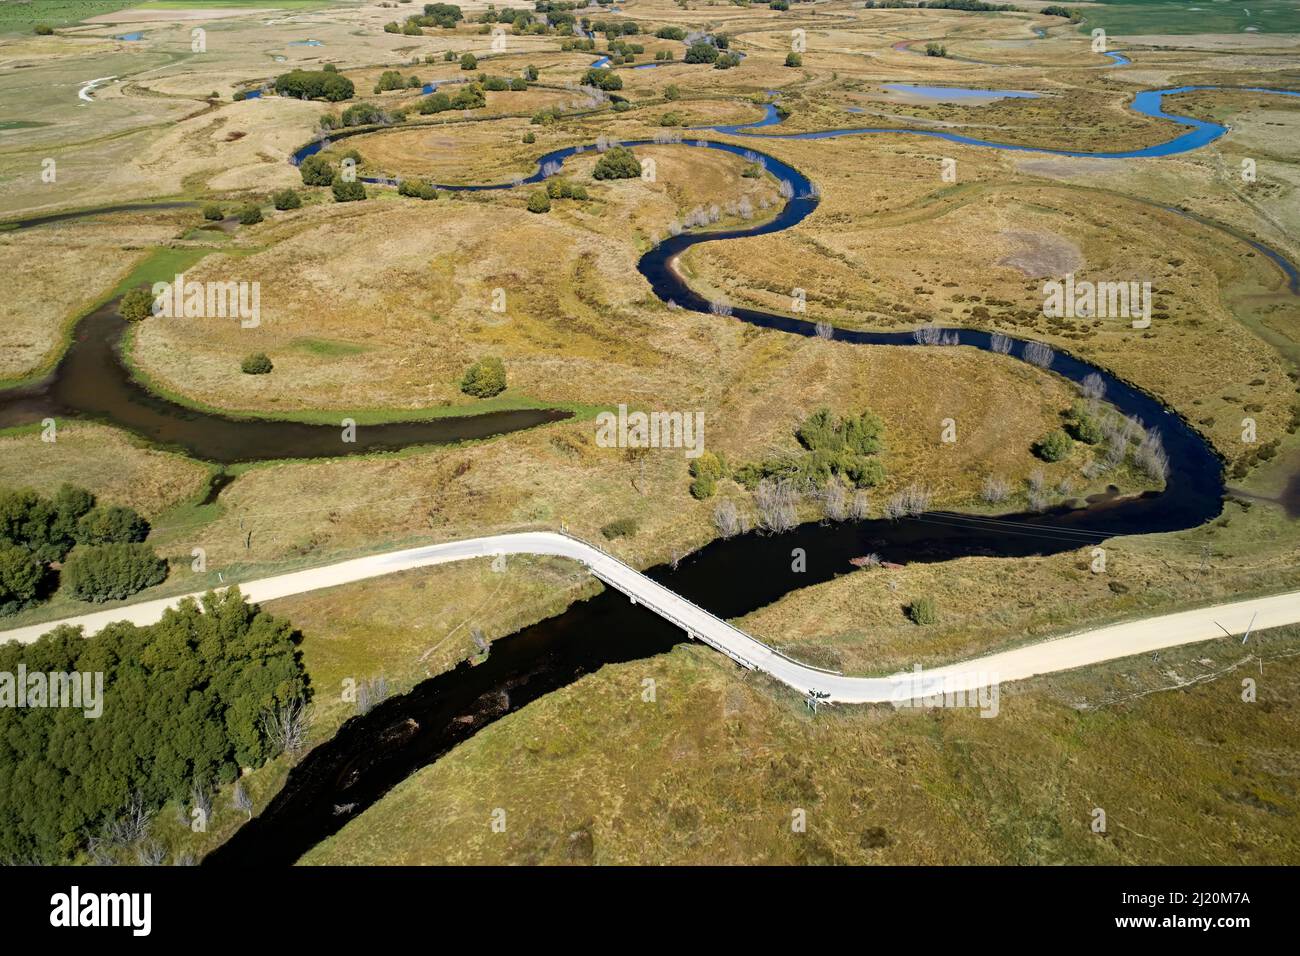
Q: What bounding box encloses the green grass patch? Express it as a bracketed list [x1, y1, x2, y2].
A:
[289, 336, 369, 358]
[1080, 0, 1300, 36]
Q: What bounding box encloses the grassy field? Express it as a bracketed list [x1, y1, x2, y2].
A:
[3, 0, 1299, 866]
[302, 623, 1300, 865]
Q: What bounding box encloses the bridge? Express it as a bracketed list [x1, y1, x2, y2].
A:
[0, 531, 1288, 704]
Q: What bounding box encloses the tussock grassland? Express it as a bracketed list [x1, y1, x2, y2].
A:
[0, 421, 208, 516]
[301, 623, 1300, 865]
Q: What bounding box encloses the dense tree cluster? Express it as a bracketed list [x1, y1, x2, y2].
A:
[582, 67, 623, 90]
[0, 485, 156, 613]
[0, 590, 310, 862]
[273, 69, 354, 102]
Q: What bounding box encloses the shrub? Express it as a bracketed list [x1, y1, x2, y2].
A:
[35, 24, 54, 36]
[612, 100, 632, 112]
[299, 154, 335, 186]
[273, 189, 301, 210]
[443, 50, 456, 61]
[523, 131, 536, 143]
[341, 102, 384, 126]
[331, 175, 367, 202]
[925, 42, 948, 58]
[907, 596, 937, 625]
[460, 52, 477, 70]
[419, 91, 452, 113]
[482, 75, 508, 91]
[689, 452, 725, 499]
[119, 287, 155, 322]
[1034, 429, 1073, 462]
[460, 356, 507, 397]
[664, 85, 681, 101]
[785, 52, 802, 67]
[63, 543, 167, 603]
[600, 517, 638, 540]
[592, 145, 640, 180]
[524, 64, 539, 80]
[202, 204, 224, 220]
[398, 179, 438, 200]
[241, 352, 274, 375]
[238, 203, 263, 225]
[76, 506, 149, 546]
[527, 191, 551, 213]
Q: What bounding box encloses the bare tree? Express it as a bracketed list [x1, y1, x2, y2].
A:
[754, 478, 800, 532]
[1134, 428, 1170, 481]
[989, 331, 1013, 354]
[819, 478, 849, 522]
[883, 484, 932, 519]
[470, 627, 489, 658]
[1027, 469, 1045, 494]
[357, 675, 391, 715]
[912, 323, 941, 346]
[849, 489, 871, 521]
[981, 474, 1010, 504]
[232, 781, 253, 819]
[814, 320, 833, 340]
[1080, 372, 1106, 402]
[713, 498, 743, 538]
[260, 698, 312, 758]
[135, 841, 166, 866]
[1023, 341, 1054, 369]
[709, 298, 733, 317]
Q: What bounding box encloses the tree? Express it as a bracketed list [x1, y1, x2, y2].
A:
[76, 505, 149, 546]
[0, 545, 44, 614]
[273, 69, 354, 101]
[331, 175, 367, 202]
[419, 91, 452, 113]
[238, 203, 263, 225]
[0, 589, 309, 862]
[460, 357, 507, 397]
[527, 191, 551, 213]
[592, 145, 640, 180]
[925, 42, 948, 57]
[273, 189, 301, 210]
[299, 154, 335, 186]
[62, 543, 167, 603]
[1034, 429, 1073, 462]
[460, 52, 478, 70]
[241, 353, 274, 375]
[582, 67, 622, 90]
[684, 41, 719, 64]
[119, 287, 155, 322]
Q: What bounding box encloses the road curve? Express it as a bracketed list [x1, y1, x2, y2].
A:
[0, 531, 1291, 703]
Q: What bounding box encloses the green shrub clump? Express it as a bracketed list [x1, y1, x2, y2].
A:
[592, 146, 641, 180]
[460, 357, 507, 397]
[907, 596, 937, 625]
[63, 542, 167, 603]
[241, 352, 274, 375]
[1034, 429, 1073, 462]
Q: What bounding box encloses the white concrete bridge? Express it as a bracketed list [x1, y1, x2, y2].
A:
[0, 531, 1291, 704]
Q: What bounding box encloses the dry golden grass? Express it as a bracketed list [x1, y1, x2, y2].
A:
[301, 624, 1300, 865]
[0, 421, 208, 517]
